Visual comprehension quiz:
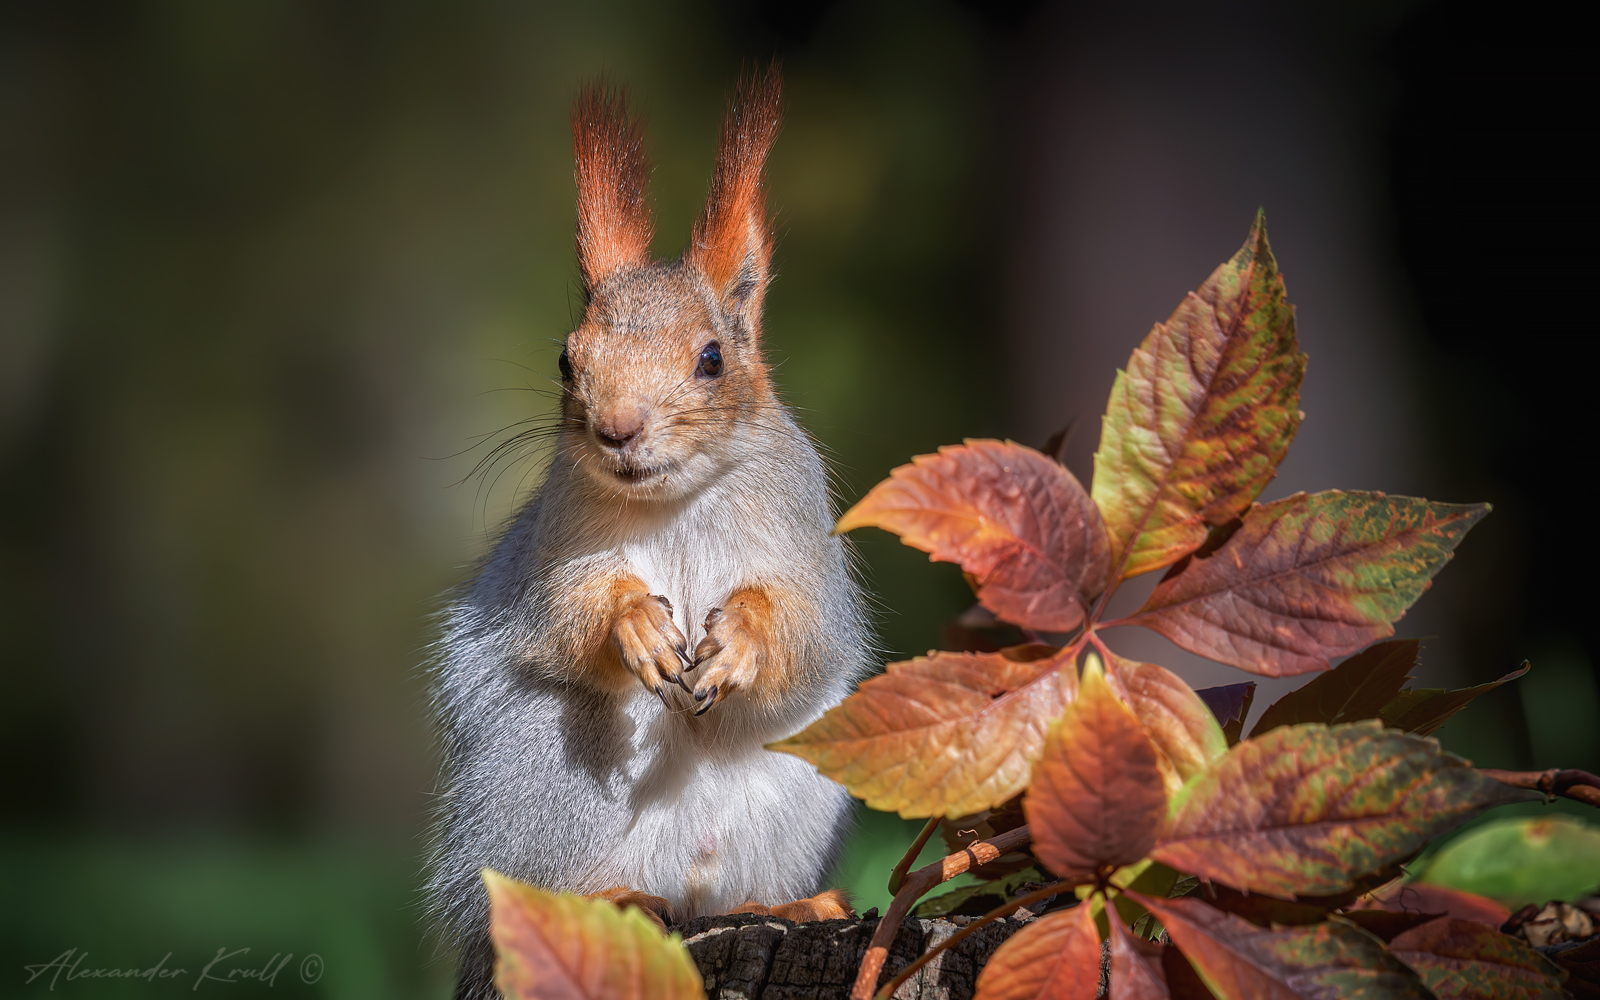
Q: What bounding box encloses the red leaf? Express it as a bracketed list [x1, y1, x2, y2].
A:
[1151, 721, 1537, 898]
[1389, 917, 1568, 999]
[974, 899, 1104, 1000]
[1378, 664, 1530, 736]
[484, 870, 705, 1000]
[1355, 882, 1511, 929]
[1340, 910, 1450, 944]
[1248, 640, 1421, 737]
[836, 440, 1110, 631]
[1026, 654, 1167, 878]
[1109, 909, 1171, 1000]
[769, 645, 1075, 818]
[1128, 491, 1489, 676]
[1091, 212, 1306, 581]
[1131, 893, 1431, 1000]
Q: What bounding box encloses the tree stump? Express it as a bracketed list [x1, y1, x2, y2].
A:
[677, 910, 1036, 1000]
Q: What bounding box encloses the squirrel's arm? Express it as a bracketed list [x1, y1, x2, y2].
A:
[541, 568, 691, 700]
[690, 580, 820, 712]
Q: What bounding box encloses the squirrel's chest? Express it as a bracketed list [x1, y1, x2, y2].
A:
[619, 524, 771, 645]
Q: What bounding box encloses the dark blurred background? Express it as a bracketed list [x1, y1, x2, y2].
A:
[1, 0, 1593, 995]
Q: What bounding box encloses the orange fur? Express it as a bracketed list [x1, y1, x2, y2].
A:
[572, 86, 654, 291]
[688, 64, 781, 321]
[590, 886, 674, 931]
[601, 574, 690, 697]
[691, 584, 809, 710]
[730, 888, 855, 923]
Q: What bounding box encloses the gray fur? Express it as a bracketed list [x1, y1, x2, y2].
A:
[424, 263, 872, 999]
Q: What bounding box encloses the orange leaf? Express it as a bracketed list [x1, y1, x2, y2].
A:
[1107, 651, 1228, 797]
[975, 897, 1104, 1000]
[769, 645, 1076, 818]
[485, 869, 705, 1000]
[1026, 654, 1167, 878]
[837, 440, 1110, 632]
[1108, 910, 1171, 1000]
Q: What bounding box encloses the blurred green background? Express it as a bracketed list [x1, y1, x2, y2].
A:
[1, 0, 1592, 996]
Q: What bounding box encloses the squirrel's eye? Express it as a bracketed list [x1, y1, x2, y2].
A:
[558, 349, 573, 381]
[697, 342, 723, 378]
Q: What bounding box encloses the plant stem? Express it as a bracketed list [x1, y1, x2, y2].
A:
[848, 825, 1033, 1000]
[1087, 630, 1113, 661]
[1481, 767, 1600, 808]
[872, 879, 1086, 999]
[887, 816, 943, 895]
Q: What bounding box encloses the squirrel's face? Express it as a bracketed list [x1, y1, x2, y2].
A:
[559, 265, 770, 500]
[561, 77, 780, 502]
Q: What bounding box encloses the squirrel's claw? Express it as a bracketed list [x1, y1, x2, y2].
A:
[693, 686, 719, 715]
[612, 591, 692, 705]
[689, 603, 762, 713]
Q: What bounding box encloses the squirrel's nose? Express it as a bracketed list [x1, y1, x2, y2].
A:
[595, 413, 645, 449]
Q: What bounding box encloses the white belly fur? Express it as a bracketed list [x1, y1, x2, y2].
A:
[576, 705, 845, 915]
[571, 493, 847, 916]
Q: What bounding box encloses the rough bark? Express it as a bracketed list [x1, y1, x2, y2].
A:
[678, 911, 1037, 1000]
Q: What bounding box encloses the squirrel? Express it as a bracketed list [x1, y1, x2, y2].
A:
[425, 67, 873, 999]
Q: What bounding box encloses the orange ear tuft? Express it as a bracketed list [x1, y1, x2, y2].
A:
[689, 64, 781, 321]
[572, 85, 654, 292]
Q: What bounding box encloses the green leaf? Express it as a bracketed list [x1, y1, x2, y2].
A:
[913, 866, 1043, 919]
[1151, 721, 1539, 898]
[484, 869, 705, 1000]
[1410, 815, 1600, 906]
[1389, 917, 1569, 999]
[1250, 640, 1421, 737]
[1129, 491, 1489, 676]
[1092, 211, 1306, 580]
[1378, 664, 1529, 736]
[1131, 893, 1432, 999]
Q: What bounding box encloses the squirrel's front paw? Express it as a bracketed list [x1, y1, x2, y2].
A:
[612, 594, 691, 704]
[689, 599, 767, 714]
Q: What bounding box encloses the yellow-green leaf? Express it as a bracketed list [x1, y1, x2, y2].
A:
[485, 869, 705, 1000]
[1092, 211, 1306, 580]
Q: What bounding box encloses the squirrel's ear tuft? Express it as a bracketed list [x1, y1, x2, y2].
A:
[573, 84, 654, 294]
[689, 63, 781, 331]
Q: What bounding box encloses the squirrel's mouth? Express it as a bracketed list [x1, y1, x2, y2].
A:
[609, 461, 665, 484]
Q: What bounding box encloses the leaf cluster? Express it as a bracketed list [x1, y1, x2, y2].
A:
[480, 216, 1590, 1000]
[771, 215, 1575, 1000]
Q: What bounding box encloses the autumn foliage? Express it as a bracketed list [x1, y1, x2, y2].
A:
[484, 214, 1592, 999]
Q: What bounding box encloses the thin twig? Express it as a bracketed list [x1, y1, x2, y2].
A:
[888, 816, 944, 895]
[873, 878, 1086, 1000]
[1481, 767, 1600, 808]
[849, 825, 1033, 1000]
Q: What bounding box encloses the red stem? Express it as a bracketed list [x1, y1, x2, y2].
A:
[887, 816, 943, 895]
[848, 825, 1034, 1000]
[1481, 767, 1600, 808]
[872, 879, 1087, 999]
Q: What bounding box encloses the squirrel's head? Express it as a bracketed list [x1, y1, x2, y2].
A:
[558, 70, 782, 501]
